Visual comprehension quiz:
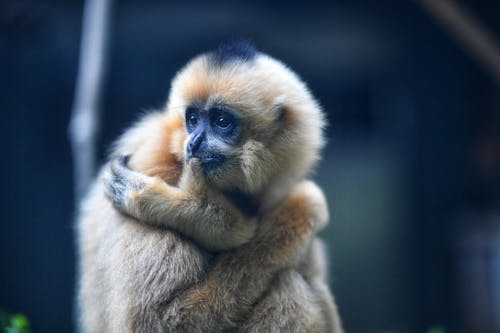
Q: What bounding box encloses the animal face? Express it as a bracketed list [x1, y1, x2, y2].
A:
[166, 41, 325, 195]
[184, 103, 242, 172]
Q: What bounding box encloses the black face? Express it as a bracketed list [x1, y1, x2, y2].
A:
[185, 104, 241, 171]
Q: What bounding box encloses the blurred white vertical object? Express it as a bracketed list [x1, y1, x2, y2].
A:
[69, 0, 113, 201]
[419, 0, 500, 84]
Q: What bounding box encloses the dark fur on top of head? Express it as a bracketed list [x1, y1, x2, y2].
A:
[208, 40, 258, 66]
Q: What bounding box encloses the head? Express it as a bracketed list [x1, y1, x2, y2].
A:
[166, 41, 325, 198]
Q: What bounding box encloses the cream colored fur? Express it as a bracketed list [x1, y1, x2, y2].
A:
[77, 47, 342, 332]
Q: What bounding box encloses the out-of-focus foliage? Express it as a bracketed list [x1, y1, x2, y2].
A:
[426, 326, 445, 333]
[0, 310, 32, 333]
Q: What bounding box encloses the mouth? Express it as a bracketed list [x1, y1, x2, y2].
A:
[200, 154, 226, 171]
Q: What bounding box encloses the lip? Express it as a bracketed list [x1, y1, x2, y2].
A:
[200, 154, 225, 170]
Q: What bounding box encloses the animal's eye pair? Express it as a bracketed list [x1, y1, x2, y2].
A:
[185, 105, 237, 133]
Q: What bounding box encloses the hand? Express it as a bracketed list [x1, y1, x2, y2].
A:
[103, 155, 168, 219]
[178, 158, 207, 193]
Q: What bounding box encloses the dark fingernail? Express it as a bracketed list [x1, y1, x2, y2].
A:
[119, 154, 131, 166]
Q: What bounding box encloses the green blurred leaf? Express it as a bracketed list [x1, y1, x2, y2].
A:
[0, 310, 31, 333]
[427, 326, 445, 333]
[11, 314, 28, 329]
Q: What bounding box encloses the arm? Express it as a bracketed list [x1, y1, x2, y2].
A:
[237, 268, 339, 333]
[158, 181, 330, 332]
[104, 157, 331, 331]
[103, 155, 256, 250]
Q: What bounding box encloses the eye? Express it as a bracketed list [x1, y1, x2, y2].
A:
[188, 113, 198, 127]
[209, 106, 239, 139]
[185, 107, 199, 132]
[215, 114, 231, 129]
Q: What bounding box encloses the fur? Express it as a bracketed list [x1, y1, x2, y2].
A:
[77, 42, 342, 332]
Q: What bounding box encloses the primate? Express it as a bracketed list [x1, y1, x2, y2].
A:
[78, 41, 342, 332]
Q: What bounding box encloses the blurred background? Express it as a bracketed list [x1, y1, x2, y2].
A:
[1, 0, 499, 332]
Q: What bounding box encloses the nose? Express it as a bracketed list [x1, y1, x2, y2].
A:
[187, 132, 204, 157]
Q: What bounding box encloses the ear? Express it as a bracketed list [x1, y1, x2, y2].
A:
[270, 94, 286, 122]
[275, 105, 286, 122]
[273, 104, 296, 128]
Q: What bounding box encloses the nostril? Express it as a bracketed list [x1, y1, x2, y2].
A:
[188, 133, 204, 155]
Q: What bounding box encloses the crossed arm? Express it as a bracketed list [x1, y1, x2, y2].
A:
[104, 156, 331, 332]
[104, 156, 256, 250]
[156, 182, 330, 332]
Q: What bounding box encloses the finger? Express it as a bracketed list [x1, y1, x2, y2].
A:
[103, 183, 117, 202]
[111, 156, 163, 194]
[111, 156, 135, 181]
[104, 177, 121, 201]
[118, 154, 131, 167]
[105, 183, 127, 211]
[103, 169, 117, 198]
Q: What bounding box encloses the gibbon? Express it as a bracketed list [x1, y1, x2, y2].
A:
[77, 41, 342, 332]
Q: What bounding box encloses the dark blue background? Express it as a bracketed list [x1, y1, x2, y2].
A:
[1, 0, 499, 332]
